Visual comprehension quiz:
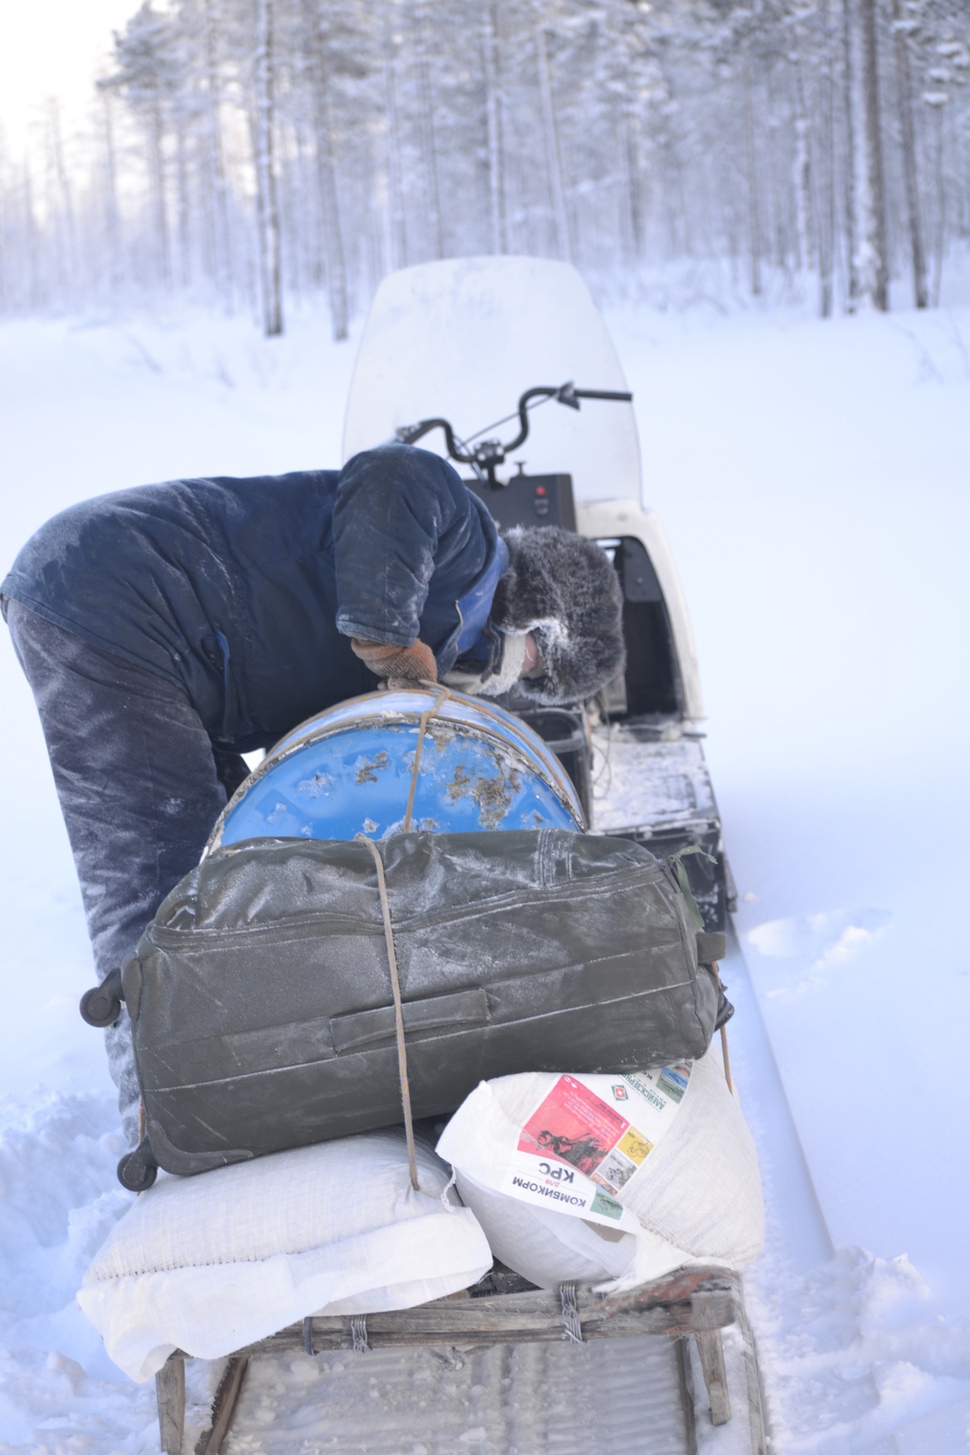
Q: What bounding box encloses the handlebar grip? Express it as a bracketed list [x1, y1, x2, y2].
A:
[572, 389, 633, 402]
[396, 383, 634, 472]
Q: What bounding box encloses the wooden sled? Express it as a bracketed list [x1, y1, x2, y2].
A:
[155, 1263, 766, 1455]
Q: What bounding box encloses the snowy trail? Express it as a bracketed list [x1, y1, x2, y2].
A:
[0, 293, 968, 1452]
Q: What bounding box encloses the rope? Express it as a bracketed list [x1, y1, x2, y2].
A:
[712, 963, 735, 1095]
[720, 1023, 735, 1096]
[350, 1315, 370, 1353]
[136, 1099, 148, 1196]
[559, 1282, 584, 1344]
[303, 1317, 315, 1357]
[402, 682, 452, 832]
[432, 1346, 465, 1370]
[350, 688, 452, 1191]
[356, 833, 421, 1192]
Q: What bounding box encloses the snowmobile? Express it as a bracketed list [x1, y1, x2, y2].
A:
[342, 254, 734, 930]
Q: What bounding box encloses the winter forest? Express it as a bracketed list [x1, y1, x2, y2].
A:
[2, 0, 968, 338]
[3, 0, 970, 1449]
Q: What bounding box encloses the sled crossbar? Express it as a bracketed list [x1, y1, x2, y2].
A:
[241, 1267, 736, 1355]
[156, 1264, 765, 1455]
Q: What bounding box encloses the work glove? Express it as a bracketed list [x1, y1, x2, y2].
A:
[351, 638, 438, 690]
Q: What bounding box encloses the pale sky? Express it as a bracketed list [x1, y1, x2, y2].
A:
[0, 0, 139, 159]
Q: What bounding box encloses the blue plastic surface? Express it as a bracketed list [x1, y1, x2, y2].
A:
[213, 689, 584, 848]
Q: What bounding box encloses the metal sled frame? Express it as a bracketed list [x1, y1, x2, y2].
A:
[155, 1264, 766, 1455]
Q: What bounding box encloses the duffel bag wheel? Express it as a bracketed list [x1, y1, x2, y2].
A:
[80, 968, 124, 1028]
[117, 1138, 159, 1192]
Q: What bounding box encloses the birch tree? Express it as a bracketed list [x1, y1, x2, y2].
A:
[891, 0, 929, 305]
[535, 21, 571, 262]
[858, 0, 890, 308]
[3, 0, 970, 324]
[252, 0, 283, 335]
[102, 1, 183, 286]
[482, 2, 507, 255]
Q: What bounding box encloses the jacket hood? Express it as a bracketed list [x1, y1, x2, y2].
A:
[490, 526, 626, 705]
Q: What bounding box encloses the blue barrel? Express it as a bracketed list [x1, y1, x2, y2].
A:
[207, 688, 585, 851]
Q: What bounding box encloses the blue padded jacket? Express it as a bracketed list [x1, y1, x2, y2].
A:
[1, 445, 502, 752]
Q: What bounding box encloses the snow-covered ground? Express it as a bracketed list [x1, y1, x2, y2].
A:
[0, 283, 968, 1452]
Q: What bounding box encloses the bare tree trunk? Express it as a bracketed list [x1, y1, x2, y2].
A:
[482, 2, 507, 254]
[275, 122, 300, 298]
[817, 0, 836, 316]
[322, 105, 349, 339]
[930, 103, 946, 307]
[859, 0, 889, 309]
[841, 0, 861, 309]
[414, 0, 444, 260]
[253, 0, 283, 336]
[100, 90, 124, 289]
[22, 165, 43, 308]
[147, 102, 170, 286]
[47, 98, 78, 295]
[890, 0, 928, 307]
[742, 54, 763, 296]
[791, 60, 814, 273]
[306, 1, 349, 341]
[660, 137, 680, 256]
[535, 24, 571, 263]
[175, 129, 191, 287]
[202, 0, 233, 298]
[382, 0, 407, 269]
[625, 107, 645, 262]
[0, 144, 11, 311]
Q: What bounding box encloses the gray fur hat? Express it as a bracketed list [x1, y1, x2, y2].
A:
[490, 526, 626, 705]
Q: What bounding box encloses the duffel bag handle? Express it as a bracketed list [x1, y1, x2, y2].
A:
[665, 843, 717, 930]
[666, 846, 736, 1095]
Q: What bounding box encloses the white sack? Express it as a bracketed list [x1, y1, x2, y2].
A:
[438, 1050, 764, 1293]
[78, 1131, 492, 1383]
[455, 1172, 638, 1287]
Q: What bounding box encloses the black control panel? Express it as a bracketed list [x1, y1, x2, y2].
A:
[464, 472, 577, 532]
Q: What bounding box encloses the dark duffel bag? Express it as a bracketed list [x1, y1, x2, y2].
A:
[113, 830, 728, 1185]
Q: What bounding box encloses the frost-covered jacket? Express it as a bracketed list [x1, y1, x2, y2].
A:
[1, 445, 503, 752]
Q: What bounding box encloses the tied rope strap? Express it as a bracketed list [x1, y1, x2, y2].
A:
[356, 833, 420, 1192]
[356, 685, 453, 1192]
[402, 682, 452, 832]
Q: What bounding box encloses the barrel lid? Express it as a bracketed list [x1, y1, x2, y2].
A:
[207, 689, 585, 852]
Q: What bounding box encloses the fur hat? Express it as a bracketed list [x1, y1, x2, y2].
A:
[490, 526, 626, 705]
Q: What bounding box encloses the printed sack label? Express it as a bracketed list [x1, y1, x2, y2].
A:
[502, 1065, 691, 1230]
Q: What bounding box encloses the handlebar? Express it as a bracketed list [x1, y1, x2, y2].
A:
[395, 382, 633, 487]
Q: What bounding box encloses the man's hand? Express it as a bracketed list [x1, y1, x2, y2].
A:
[351, 638, 438, 690]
